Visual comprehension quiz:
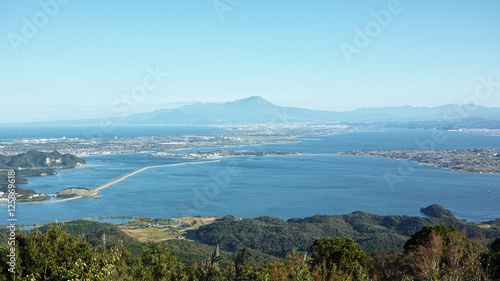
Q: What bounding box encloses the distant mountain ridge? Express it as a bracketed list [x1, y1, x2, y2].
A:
[119, 96, 500, 125]
[122, 96, 329, 124]
[15, 96, 500, 125]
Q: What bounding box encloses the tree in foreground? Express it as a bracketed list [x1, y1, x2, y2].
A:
[309, 237, 371, 280]
[1, 223, 498, 281]
[377, 224, 493, 280]
[0, 225, 121, 280]
[249, 251, 313, 280]
[128, 243, 189, 280]
[489, 237, 500, 280]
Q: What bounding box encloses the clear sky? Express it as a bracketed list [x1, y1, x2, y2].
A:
[1, 0, 499, 123]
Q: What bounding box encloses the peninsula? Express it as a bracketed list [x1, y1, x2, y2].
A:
[0, 124, 356, 157]
[0, 150, 87, 202]
[147, 150, 299, 160]
[344, 148, 500, 174]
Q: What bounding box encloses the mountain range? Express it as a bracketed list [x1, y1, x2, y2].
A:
[119, 96, 500, 125]
[22, 96, 500, 126]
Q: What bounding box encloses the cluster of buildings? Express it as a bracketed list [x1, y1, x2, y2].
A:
[0, 124, 357, 157]
[345, 148, 500, 173]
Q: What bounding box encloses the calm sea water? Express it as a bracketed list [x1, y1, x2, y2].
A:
[3, 129, 500, 224]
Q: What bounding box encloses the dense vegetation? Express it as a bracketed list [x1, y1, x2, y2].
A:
[0, 171, 43, 202]
[1, 208, 498, 279]
[0, 184, 36, 198]
[1, 223, 499, 280]
[0, 183, 49, 201]
[420, 204, 456, 218]
[37, 220, 117, 237]
[0, 150, 86, 169]
[0, 151, 87, 202]
[0, 150, 86, 184]
[192, 211, 500, 256]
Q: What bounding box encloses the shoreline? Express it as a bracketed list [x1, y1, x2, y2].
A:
[0, 160, 221, 206]
[0, 195, 83, 206]
[343, 154, 500, 175]
[85, 138, 303, 156]
[0, 215, 142, 228]
[56, 167, 95, 172]
[3, 210, 498, 229]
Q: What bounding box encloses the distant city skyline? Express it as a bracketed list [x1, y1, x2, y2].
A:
[1, 0, 499, 123]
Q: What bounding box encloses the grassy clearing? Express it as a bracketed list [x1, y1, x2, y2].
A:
[118, 216, 219, 242]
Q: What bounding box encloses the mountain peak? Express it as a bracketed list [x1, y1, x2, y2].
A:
[115, 96, 500, 125]
[231, 96, 272, 105]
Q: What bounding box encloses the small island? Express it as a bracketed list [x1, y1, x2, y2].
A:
[344, 148, 500, 174]
[55, 187, 100, 198]
[147, 150, 299, 160]
[420, 204, 456, 219]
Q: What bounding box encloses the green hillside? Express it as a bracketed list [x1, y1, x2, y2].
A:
[0, 150, 86, 169]
[1, 218, 499, 280]
[192, 211, 500, 256]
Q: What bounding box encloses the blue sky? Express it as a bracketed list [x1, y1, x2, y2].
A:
[1, 0, 499, 123]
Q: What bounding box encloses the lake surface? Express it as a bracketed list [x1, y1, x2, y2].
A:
[2, 129, 500, 224]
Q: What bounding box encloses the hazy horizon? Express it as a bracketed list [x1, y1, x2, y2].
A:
[1, 1, 499, 123]
[2, 95, 500, 125]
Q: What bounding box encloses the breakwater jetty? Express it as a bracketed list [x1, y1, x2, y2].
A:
[91, 160, 219, 192]
[1, 160, 219, 206]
